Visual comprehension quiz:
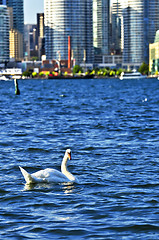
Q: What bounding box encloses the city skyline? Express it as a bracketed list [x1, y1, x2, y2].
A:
[0, 0, 159, 71]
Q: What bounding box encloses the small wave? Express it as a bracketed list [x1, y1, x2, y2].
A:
[81, 146, 96, 151]
[46, 228, 89, 237]
[131, 183, 159, 188]
[27, 147, 50, 153]
[94, 123, 105, 129]
[0, 188, 8, 195]
[109, 224, 159, 232]
[146, 199, 158, 204]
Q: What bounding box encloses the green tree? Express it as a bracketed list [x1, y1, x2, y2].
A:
[73, 65, 83, 75]
[32, 72, 37, 78]
[31, 57, 38, 61]
[45, 71, 50, 76]
[109, 70, 115, 77]
[90, 70, 95, 75]
[103, 68, 108, 76]
[39, 72, 44, 77]
[138, 62, 149, 75]
[22, 70, 31, 77]
[116, 68, 124, 76]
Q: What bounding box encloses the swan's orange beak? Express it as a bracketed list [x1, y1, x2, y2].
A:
[68, 152, 71, 160]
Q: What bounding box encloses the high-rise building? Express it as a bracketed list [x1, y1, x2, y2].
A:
[111, 0, 159, 68]
[44, 0, 94, 64]
[0, 0, 24, 61]
[148, 0, 159, 44]
[37, 13, 45, 59]
[24, 24, 34, 60]
[0, 5, 10, 63]
[7, 7, 13, 28]
[111, 0, 123, 54]
[37, 13, 44, 39]
[93, 0, 110, 55]
[122, 0, 145, 66]
[0, 0, 24, 34]
[120, 0, 159, 67]
[9, 29, 23, 61]
[6, 0, 24, 35]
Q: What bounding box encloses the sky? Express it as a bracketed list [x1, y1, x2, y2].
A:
[24, 0, 44, 24]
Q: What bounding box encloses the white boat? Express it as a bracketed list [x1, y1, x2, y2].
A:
[119, 70, 146, 80]
[0, 75, 11, 81]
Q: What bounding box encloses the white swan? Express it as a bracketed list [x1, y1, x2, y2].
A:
[19, 149, 78, 184]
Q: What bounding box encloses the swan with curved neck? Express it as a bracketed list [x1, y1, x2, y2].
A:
[19, 149, 78, 184]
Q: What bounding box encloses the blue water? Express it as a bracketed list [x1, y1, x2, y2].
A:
[0, 78, 159, 239]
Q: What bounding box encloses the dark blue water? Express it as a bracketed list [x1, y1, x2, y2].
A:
[0, 78, 159, 239]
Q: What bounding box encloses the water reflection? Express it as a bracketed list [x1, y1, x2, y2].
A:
[23, 181, 76, 194]
[60, 182, 75, 194]
[23, 183, 52, 191]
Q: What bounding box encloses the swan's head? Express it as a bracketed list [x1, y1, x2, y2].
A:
[66, 149, 71, 160]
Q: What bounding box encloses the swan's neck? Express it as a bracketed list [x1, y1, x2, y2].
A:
[61, 154, 68, 174]
[61, 154, 75, 181]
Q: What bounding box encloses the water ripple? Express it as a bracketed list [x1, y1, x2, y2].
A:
[0, 79, 159, 239]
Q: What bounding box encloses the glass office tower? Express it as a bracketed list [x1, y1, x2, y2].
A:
[148, 0, 159, 44]
[122, 0, 159, 65]
[0, 0, 24, 34]
[111, 0, 159, 66]
[0, 5, 9, 62]
[7, 0, 24, 35]
[93, 0, 110, 55]
[122, 0, 145, 65]
[44, 0, 94, 64]
[111, 0, 123, 54]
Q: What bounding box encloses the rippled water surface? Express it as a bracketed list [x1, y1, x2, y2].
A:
[0, 78, 159, 239]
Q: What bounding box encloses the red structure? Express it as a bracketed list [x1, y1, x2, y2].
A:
[68, 36, 71, 68]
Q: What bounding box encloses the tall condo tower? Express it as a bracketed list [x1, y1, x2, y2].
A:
[2, 0, 24, 60]
[6, 0, 24, 35]
[0, 5, 10, 62]
[37, 13, 45, 59]
[122, 0, 145, 65]
[147, 0, 159, 44]
[44, 0, 94, 64]
[121, 0, 159, 66]
[111, 0, 123, 54]
[0, 0, 24, 34]
[93, 0, 110, 54]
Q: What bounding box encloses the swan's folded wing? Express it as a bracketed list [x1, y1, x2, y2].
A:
[32, 168, 69, 183]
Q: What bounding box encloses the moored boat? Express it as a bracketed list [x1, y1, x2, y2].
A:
[0, 75, 11, 81]
[119, 70, 146, 80]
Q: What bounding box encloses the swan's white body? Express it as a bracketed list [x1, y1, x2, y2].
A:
[19, 149, 78, 184]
